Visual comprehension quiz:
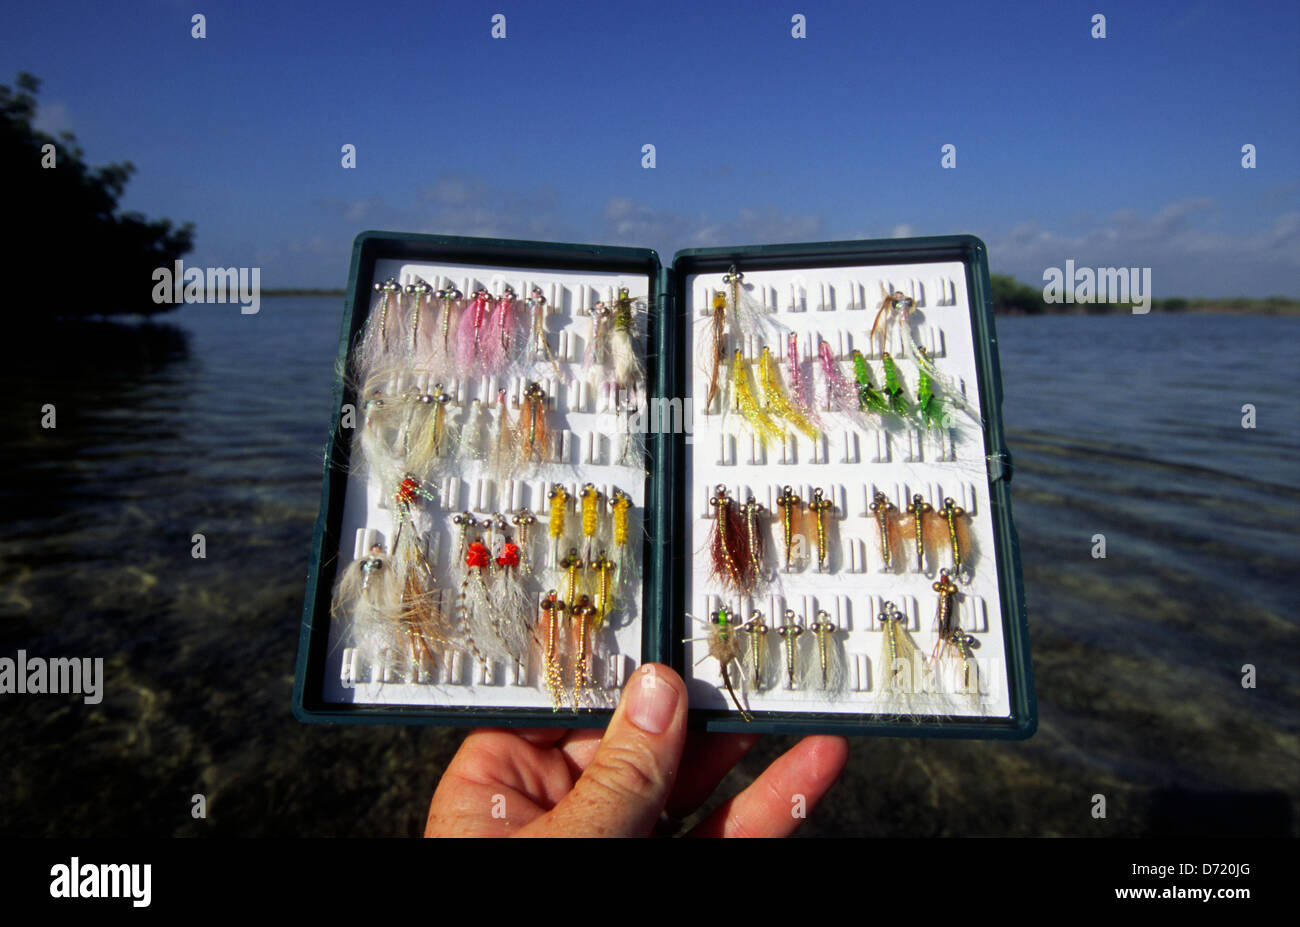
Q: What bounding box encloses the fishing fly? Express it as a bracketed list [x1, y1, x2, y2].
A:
[777, 609, 805, 690]
[926, 496, 973, 580]
[808, 487, 835, 573]
[526, 286, 563, 379]
[740, 610, 773, 692]
[929, 569, 976, 696]
[460, 532, 526, 665]
[686, 605, 751, 721]
[869, 490, 903, 573]
[590, 552, 617, 629]
[558, 548, 583, 614]
[488, 285, 520, 371]
[571, 594, 599, 706]
[704, 291, 728, 413]
[389, 473, 437, 565]
[870, 287, 919, 358]
[402, 383, 455, 479]
[354, 276, 405, 377]
[878, 600, 920, 706]
[775, 485, 802, 571]
[785, 332, 818, 420]
[902, 493, 934, 574]
[741, 495, 768, 589]
[456, 287, 494, 375]
[583, 300, 612, 378]
[547, 484, 569, 567]
[608, 286, 646, 399]
[730, 348, 782, 448]
[709, 485, 754, 595]
[759, 345, 819, 441]
[703, 266, 780, 414]
[915, 362, 946, 432]
[800, 609, 845, 697]
[579, 482, 603, 561]
[929, 569, 959, 664]
[539, 590, 567, 710]
[433, 282, 462, 361]
[852, 350, 890, 416]
[353, 379, 406, 484]
[404, 277, 433, 360]
[331, 543, 396, 664]
[332, 539, 443, 684]
[488, 388, 517, 481]
[516, 381, 549, 464]
[873, 287, 981, 427]
[914, 342, 979, 431]
[880, 352, 911, 416]
[489, 525, 529, 665]
[818, 341, 861, 419]
[510, 508, 537, 575]
[609, 488, 633, 589]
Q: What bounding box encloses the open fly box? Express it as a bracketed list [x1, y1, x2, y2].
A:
[293, 231, 1036, 738]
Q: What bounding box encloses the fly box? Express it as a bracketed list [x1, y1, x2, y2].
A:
[292, 231, 1035, 738]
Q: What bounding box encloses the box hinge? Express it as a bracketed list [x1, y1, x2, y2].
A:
[986, 451, 1013, 484]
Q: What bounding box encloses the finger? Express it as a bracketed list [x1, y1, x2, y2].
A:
[665, 732, 760, 820]
[520, 663, 688, 837]
[453, 730, 573, 799]
[426, 772, 537, 837]
[558, 728, 605, 775]
[558, 730, 755, 800]
[687, 735, 848, 838]
[426, 742, 521, 837]
[477, 726, 578, 749]
[426, 730, 576, 836]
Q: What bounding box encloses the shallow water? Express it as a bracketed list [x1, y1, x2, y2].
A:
[0, 304, 1295, 836]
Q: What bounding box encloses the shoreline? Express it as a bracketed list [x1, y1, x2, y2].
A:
[253, 290, 1300, 316]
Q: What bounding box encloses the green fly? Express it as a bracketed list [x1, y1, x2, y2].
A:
[916, 368, 946, 431]
[881, 352, 910, 416]
[851, 350, 889, 414]
[686, 605, 752, 720]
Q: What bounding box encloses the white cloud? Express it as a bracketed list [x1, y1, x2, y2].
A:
[312, 180, 825, 262]
[983, 199, 1300, 296]
[299, 181, 1297, 297]
[601, 197, 824, 253]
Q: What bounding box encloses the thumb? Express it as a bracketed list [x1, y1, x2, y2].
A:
[528, 663, 687, 837]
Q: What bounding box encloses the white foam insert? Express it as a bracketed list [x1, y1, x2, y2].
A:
[683, 262, 1012, 718]
[323, 258, 650, 709]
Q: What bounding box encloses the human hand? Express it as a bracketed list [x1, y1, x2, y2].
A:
[425, 663, 848, 836]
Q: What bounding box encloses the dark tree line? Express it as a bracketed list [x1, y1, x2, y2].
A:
[1, 73, 194, 320]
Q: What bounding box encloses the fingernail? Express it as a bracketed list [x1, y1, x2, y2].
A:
[626, 665, 678, 734]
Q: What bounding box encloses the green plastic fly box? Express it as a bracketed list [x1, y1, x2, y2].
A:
[293, 231, 1036, 739]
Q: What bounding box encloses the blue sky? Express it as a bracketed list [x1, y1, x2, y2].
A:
[4, 0, 1298, 294]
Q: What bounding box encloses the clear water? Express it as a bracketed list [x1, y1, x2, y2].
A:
[1, 303, 1295, 836]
